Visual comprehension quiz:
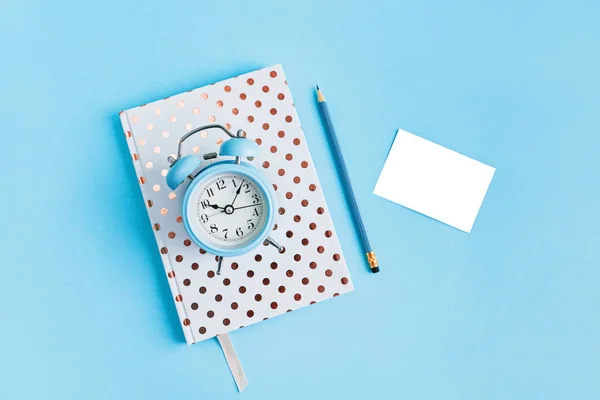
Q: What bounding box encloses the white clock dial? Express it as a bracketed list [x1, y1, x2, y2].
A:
[193, 173, 266, 247]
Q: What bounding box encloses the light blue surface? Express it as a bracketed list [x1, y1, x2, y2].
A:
[181, 161, 277, 257]
[1, 0, 599, 398]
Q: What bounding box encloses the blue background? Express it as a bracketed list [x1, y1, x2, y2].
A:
[2, 0, 599, 398]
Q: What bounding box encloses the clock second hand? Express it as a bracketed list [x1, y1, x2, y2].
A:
[230, 179, 245, 207]
[234, 203, 262, 211]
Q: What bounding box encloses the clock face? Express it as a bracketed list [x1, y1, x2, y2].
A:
[190, 172, 267, 248]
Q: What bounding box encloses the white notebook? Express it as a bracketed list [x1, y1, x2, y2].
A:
[120, 65, 354, 344]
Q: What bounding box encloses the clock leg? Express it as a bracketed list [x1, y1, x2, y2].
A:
[264, 236, 285, 254]
[216, 256, 224, 275]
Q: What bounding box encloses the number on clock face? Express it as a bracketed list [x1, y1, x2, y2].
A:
[195, 173, 266, 245]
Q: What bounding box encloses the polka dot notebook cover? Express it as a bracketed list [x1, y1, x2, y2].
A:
[119, 65, 354, 344]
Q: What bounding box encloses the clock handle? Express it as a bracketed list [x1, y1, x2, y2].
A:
[172, 124, 245, 162]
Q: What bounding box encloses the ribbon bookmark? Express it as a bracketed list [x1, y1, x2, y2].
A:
[216, 333, 248, 392]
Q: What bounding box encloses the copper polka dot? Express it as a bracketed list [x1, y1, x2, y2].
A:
[292, 177, 300, 185]
[184, 239, 192, 246]
[193, 108, 200, 115]
[175, 294, 183, 302]
[199, 326, 206, 334]
[147, 200, 153, 208]
[285, 153, 293, 161]
[293, 138, 301, 146]
[309, 184, 317, 191]
[216, 100, 223, 108]
[301, 161, 309, 168]
[270, 302, 278, 309]
[340, 277, 348, 285]
[201, 92, 208, 99]
[274, 223, 278, 230]
[255, 137, 261, 145]
[225, 123, 232, 130]
[278, 168, 285, 176]
[247, 78, 254, 85]
[285, 115, 293, 122]
[262, 123, 270, 131]
[132, 153, 139, 161]
[231, 302, 238, 310]
[294, 254, 301, 262]
[207, 310, 214, 318]
[232, 108, 239, 115]
[286, 270, 294, 277]
[294, 293, 302, 301]
[278, 285, 286, 293]
[223, 278, 231, 286]
[317, 207, 325, 215]
[278, 207, 285, 215]
[325, 269, 333, 277]
[277, 93, 285, 100]
[191, 262, 199, 270]
[224, 85, 231, 92]
[183, 319, 190, 326]
[285, 230, 293, 238]
[160, 247, 168, 254]
[199, 248, 206, 254]
[247, 310, 254, 317]
[270, 262, 278, 270]
[273, 184, 278, 191]
[223, 318, 230, 326]
[270, 71, 277, 78]
[239, 286, 246, 294]
[199, 286, 207, 294]
[309, 222, 317, 230]
[301, 238, 309, 246]
[247, 115, 254, 123]
[254, 294, 262, 302]
[231, 262, 239, 270]
[310, 262, 317, 269]
[254, 100, 262, 108]
[175, 255, 183, 262]
[294, 215, 301, 222]
[270, 108, 277, 115]
[168, 231, 176, 239]
[183, 278, 191, 286]
[207, 270, 215, 278]
[325, 230, 333, 238]
[285, 192, 293, 200]
[247, 270, 254, 278]
[334, 293, 340, 297]
[139, 177, 146, 184]
[318, 285, 325, 293]
[301, 199, 309, 207]
[270, 145, 277, 153]
[255, 254, 262, 262]
[168, 271, 175, 278]
[317, 246, 325, 254]
[176, 216, 183, 223]
[240, 93, 247, 100]
[262, 85, 270, 93]
[215, 294, 223, 302]
[262, 278, 270, 286]
[333, 253, 341, 261]
[277, 130, 285, 138]
[310, 301, 316, 305]
[191, 302, 198, 310]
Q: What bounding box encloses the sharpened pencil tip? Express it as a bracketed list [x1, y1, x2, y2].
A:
[315, 84, 319, 90]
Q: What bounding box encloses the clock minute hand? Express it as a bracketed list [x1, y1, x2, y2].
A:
[230, 179, 245, 206]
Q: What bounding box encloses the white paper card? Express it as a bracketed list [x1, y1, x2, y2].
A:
[373, 129, 495, 233]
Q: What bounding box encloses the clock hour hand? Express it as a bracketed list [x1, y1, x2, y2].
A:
[206, 201, 224, 210]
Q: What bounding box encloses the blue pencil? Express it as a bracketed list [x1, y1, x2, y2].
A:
[316, 85, 379, 273]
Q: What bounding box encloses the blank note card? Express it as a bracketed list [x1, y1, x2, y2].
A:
[374, 130, 495, 233]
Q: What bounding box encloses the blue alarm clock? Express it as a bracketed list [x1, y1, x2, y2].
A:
[166, 124, 284, 274]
